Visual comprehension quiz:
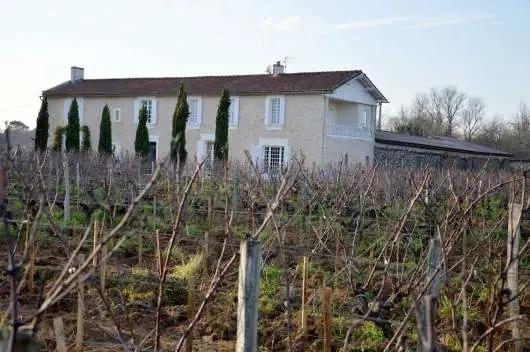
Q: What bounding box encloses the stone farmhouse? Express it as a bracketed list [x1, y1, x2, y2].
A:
[43, 63, 387, 172]
[43, 64, 512, 171]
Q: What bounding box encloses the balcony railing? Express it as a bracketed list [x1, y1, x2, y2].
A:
[326, 123, 373, 139]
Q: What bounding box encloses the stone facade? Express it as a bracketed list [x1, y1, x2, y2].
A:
[374, 145, 509, 170]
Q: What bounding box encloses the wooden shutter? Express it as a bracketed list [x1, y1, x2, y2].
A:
[133, 99, 141, 123]
[250, 144, 262, 169]
[230, 97, 239, 127]
[151, 99, 158, 124]
[264, 97, 271, 126]
[196, 97, 202, 126]
[63, 98, 72, 124]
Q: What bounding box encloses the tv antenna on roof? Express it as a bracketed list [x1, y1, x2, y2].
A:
[282, 56, 295, 72]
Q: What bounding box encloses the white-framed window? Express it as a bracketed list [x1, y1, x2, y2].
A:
[113, 108, 121, 122]
[142, 99, 153, 123]
[228, 97, 240, 128]
[187, 97, 202, 128]
[263, 145, 285, 175]
[63, 97, 84, 125]
[250, 138, 290, 175]
[270, 98, 281, 124]
[134, 98, 157, 125]
[265, 96, 285, 129]
[360, 110, 368, 128]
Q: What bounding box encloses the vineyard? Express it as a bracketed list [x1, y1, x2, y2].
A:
[0, 151, 529, 351]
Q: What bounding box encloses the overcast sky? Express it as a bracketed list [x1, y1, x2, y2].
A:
[1, 0, 529, 128]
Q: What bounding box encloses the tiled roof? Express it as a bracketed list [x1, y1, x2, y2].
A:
[43, 70, 363, 97]
[375, 130, 512, 157]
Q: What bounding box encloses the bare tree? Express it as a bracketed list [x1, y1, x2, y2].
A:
[474, 115, 509, 148]
[425, 90, 445, 135]
[391, 106, 427, 136]
[462, 97, 485, 140]
[514, 102, 530, 133]
[392, 87, 467, 137]
[437, 87, 467, 136]
[512, 102, 530, 150]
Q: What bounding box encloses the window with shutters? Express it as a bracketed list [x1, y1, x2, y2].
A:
[141, 99, 153, 123]
[188, 98, 201, 127]
[263, 145, 285, 175]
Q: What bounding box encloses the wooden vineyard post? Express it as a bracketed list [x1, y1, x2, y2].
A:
[236, 238, 261, 352]
[76, 254, 85, 351]
[203, 231, 209, 275]
[334, 241, 340, 274]
[322, 287, 332, 352]
[153, 196, 157, 230]
[62, 134, 71, 224]
[92, 220, 99, 267]
[301, 256, 308, 336]
[138, 231, 143, 266]
[204, 195, 214, 274]
[24, 219, 30, 255]
[27, 220, 35, 295]
[155, 229, 162, 276]
[100, 223, 107, 292]
[53, 316, 68, 352]
[417, 188, 441, 352]
[185, 276, 195, 352]
[507, 201, 523, 352]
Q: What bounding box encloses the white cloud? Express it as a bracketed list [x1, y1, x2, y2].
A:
[409, 14, 495, 29]
[331, 14, 495, 32]
[260, 16, 276, 27]
[259, 16, 300, 32]
[333, 16, 413, 31]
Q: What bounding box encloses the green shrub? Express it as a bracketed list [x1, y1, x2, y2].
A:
[169, 253, 203, 280]
[349, 321, 385, 351]
[259, 264, 282, 315]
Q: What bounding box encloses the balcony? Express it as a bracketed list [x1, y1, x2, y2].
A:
[326, 123, 373, 139]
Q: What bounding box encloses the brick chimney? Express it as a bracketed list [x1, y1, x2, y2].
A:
[71, 66, 84, 83]
[272, 61, 285, 77]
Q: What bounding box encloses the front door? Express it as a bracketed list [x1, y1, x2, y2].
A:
[148, 141, 157, 163]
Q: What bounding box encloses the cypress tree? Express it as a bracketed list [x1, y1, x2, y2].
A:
[98, 105, 112, 155]
[34, 96, 49, 152]
[214, 89, 230, 162]
[52, 126, 65, 152]
[65, 98, 80, 152]
[170, 85, 189, 166]
[81, 125, 91, 152]
[134, 106, 149, 157]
